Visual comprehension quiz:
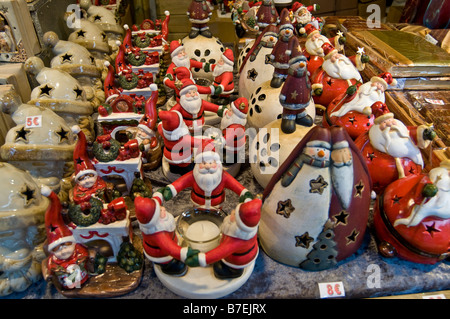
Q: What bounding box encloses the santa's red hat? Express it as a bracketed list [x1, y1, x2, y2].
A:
[72, 126, 97, 181]
[371, 72, 397, 90]
[158, 110, 189, 141]
[291, 2, 304, 13]
[222, 48, 234, 66]
[322, 42, 338, 60]
[138, 83, 159, 134]
[134, 196, 161, 231]
[305, 23, 320, 39]
[170, 39, 184, 58]
[279, 8, 294, 31]
[104, 61, 120, 102]
[305, 126, 332, 149]
[179, 78, 197, 96]
[42, 186, 76, 252]
[230, 97, 249, 119]
[371, 101, 394, 124]
[194, 139, 220, 163]
[122, 24, 133, 51]
[234, 198, 262, 232]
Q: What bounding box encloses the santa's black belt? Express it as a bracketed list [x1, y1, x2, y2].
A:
[183, 113, 204, 121]
[214, 81, 233, 86]
[232, 244, 256, 256]
[193, 190, 223, 200]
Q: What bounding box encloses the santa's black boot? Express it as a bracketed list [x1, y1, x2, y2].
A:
[296, 114, 314, 127]
[281, 117, 296, 134]
[213, 261, 243, 280]
[159, 259, 187, 277]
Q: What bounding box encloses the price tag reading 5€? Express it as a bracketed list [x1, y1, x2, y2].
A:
[318, 281, 346, 298]
[25, 115, 42, 128]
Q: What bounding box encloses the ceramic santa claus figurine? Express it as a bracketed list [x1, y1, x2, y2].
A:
[187, 0, 213, 38]
[374, 159, 450, 264]
[170, 78, 225, 133]
[164, 40, 209, 93]
[268, 8, 296, 88]
[136, 84, 163, 171]
[259, 126, 372, 271]
[209, 48, 235, 104]
[255, 0, 279, 30]
[42, 186, 92, 289]
[156, 140, 253, 209]
[279, 50, 314, 133]
[290, 2, 321, 36]
[168, 66, 211, 104]
[135, 196, 199, 276]
[302, 24, 346, 76]
[323, 72, 396, 140]
[310, 43, 369, 108]
[185, 198, 261, 279]
[354, 108, 436, 194]
[157, 110, 207, 177]
[220, 97, 248, 165]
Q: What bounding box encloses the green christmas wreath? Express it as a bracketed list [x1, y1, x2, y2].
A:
[127, 52, 146, 66]
[93, 138, 121, 162]
[118, 72, 139, 90]
[133, 34, 151, 48]
[68, 197, 104, 227]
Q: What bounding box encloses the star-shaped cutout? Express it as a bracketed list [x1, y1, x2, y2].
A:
[15, 126, 31, 142]
[295, 232, 314, 249]
[264, 54, 271, 64]
[89, 56, 96, 64]
[346, 229, 359, 244]
[392, 195, 402, 204]
[19, 184, 36, 206]
[93, 14, 102, 22]
[101, 32, 107, 41]
[326, 78, 334, 86]
[367, 152, 376, 161]
[55, 127, 69, 143]
[49, 224, 58, 233]
[74, 86, 83, 99]
[39, 84, 53, 96]
[424, 222, 440, 237]
[276, 199, 295, 218]
[247, 68, 258, 81]
[61, 53, 72, 63]
[76, 29, 86, 38]
[75, 157, 84, 165]
[309, 175, 328, 194]
[333, 210, 349, 226]
[354, 180, 364, 197]
[348, 116, 356, 125]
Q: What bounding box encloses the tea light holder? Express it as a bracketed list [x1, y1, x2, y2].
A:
[154, 207, 256, 299]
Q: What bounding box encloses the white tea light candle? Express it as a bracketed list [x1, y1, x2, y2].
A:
[185, 220, 221, 252]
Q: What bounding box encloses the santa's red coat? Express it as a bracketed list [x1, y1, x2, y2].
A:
[141, 230, 186, 263]
[168, 170, 248, 207]
[223, 124, 246, 153]
[164, 59, 205, 87]
[303, 51, 324, 77]
[171, 100, 220, 130]
[72, 177, 108, 205]
[211, 66, 234, 95]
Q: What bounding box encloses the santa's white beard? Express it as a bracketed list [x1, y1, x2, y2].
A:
[221, 215, 257, 240]
[369, 122, 424, 166]
[322, 57, 362, 81]
[193, 163, 223, 193]
[394, 167, 450, 227]
[141, 213, 176, 235]
[295, 11, 312, 24]
[180, 93, 202, 114]
[305, 36, 328, 56]
[172, 54, 190, 68]
[331, 83, 385, 117]
[220, 109, 247, 130]
[213, 62, 234, 77]
[331, 161, 354, 209]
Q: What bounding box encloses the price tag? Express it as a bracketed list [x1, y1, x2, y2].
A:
[25, 115, 42, 128]
[423, 294, 446, 299]
[424, 98, 445, 105]
[318, 281, 345, 298]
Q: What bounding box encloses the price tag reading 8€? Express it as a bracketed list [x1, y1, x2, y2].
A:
[318, 281, 346, 298]
[25, 115, 42, 128]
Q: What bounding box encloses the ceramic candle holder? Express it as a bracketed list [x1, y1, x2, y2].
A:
[176, 208, 227, 252]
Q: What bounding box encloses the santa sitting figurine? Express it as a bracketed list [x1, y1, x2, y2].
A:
[323, 72, 397, 140]
[220, 97, 249, 165]
[42, 187, 103, 289]
[374, 159, 450, 264]
[155, 140, 254, 209]
[354, 106, 436, 194]
[134, 196, 199, 276]
[185, 198, 262, 279]
[302, 24, 346, 76]
[209, 48, 235, 105]
[290, 2, 322, 36]
[310, 43, 369, 108]
[170, 78, 226, 133]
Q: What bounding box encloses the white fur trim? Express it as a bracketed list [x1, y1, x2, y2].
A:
[75, 169, 98, 181]
[165, 10, 170, 16]
[332, 140, 349, 150]
[153, 191, 163, 203]
[222, 248, 259, 269]
[231, 101, 247, 119]
[41, 186, 52, 197]
[48, 236, 76, 252]
[123, 24, 129, 30]
[194, 151, 221, 163]
[149, 83, 158, 91]
[374, 112, 394, 125]
[167, 184, 178, 198]
[179, 83, 196, 96]
[106, 94, 119, 103]
[198, 252, 207, 267]
[312, 83, 323, 90]
[179, 247, 188, 262]
[144, 250, 173, 264]
[71, 125, 81, 134]
[239, 189, 249, 197]
[234, 203, 258, 234]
